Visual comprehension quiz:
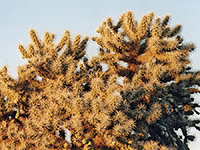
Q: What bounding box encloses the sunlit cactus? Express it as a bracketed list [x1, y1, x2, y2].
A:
[0, 11, 200, 150]
[18, 29, 89, 80]
[93, 11, 200, 150]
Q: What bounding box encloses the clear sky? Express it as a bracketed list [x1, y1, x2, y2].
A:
[0, 0, 200, 149]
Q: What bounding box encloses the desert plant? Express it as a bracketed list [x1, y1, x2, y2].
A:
[93, 11, 200, 150]
[0, 11, 199, 150]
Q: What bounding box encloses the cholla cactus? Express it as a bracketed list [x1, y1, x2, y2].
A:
[0, 11, 200, 150]
[0, 29, 91, 149]
[0, 29, 135, 149]
[93, 11, 200, 149]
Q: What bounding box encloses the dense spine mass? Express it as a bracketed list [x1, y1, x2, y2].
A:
[0, 11, 200, 150]
[93, 11, 200, 150]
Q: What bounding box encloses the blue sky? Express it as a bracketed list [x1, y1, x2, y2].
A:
[0, 0, 200, 149]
